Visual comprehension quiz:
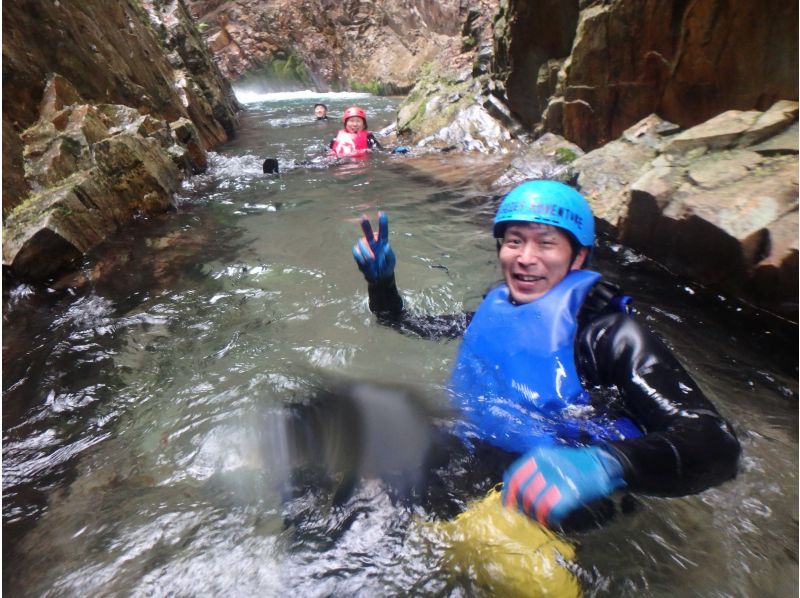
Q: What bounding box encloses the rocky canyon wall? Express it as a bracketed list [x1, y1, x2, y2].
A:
[2, 0, 240, 281]
[495, 0, 799, 150]
[186, 0, 497, 93]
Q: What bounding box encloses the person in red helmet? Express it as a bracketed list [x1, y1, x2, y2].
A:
[330, 106, 383, 157]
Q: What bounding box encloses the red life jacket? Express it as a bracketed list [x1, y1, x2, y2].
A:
[331, 129, 370, 157]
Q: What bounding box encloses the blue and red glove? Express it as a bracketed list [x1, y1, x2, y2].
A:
[501, 445, 626, 529]
[352, 212, 396, 282]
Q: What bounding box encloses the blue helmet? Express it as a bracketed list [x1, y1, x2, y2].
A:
[492, 180, 594, 247]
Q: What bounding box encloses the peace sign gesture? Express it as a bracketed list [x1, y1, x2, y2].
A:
[352, 212, 396, 282]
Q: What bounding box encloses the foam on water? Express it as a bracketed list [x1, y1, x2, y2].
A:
[234, 89, 372, 105]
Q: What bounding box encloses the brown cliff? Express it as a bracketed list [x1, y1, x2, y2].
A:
[4, 1, 238, 215]
[495, 0, 798, 150]
[2, 0, 240, 281]
[186, 0, 497, 93]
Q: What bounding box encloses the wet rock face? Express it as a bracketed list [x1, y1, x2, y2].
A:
[2, 75, 211, 282]
[2, 0, 239, 282]
[493, 0, 580, 130]
[186, 0, 498, 92]
[2, 0, 239, 216]
[573, 102, 798, 318]
[497, 0, 798, 151]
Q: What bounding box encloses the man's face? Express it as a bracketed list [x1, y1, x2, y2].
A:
[498, 222, 587, 304]
[345, 117, 365, 133]
[314, 105, 327, 118]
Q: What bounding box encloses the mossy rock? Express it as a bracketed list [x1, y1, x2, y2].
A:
[242, 51, 314, 88]
[396, 63, 476, 140]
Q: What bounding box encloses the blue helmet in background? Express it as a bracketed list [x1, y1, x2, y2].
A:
[492, 180, 595, 247]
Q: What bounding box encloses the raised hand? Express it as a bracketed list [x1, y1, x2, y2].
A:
[352, 212, 396, 282]
[501, 445, 626, 530]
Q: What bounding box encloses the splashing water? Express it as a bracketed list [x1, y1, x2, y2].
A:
[3, 95, 797, 596]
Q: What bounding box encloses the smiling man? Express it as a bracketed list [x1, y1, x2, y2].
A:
[313, 102, 328, 120]
[498, 221, 587, 303]
[351, 180, 740, 531]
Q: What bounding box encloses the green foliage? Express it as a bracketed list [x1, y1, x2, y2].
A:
[349, 79, 386, 95]
[554, 147, 578, 164]
[197, 22, 209, 33]
[245, 51, 314, 87]
[462, 35, 477, 49]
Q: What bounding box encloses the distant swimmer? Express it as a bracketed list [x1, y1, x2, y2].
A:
[314, 103, 328, 121]
[329, 106, 383, 157]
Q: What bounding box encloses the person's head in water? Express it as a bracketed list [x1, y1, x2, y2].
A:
[493, 181, 593, 304]
[342, 106, 367, 133]
[314, 103, 328, 120]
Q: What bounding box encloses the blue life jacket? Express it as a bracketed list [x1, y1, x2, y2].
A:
[447, 269, 642, 454]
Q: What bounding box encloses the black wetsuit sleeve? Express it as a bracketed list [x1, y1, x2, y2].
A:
[366, 274, 471, 340]
[367, 133, 383, 150]
[577, 313, 741, 496]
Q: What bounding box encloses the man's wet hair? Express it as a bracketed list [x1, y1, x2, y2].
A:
[314, 103, 327, 110]
[262, 158, 279, 175]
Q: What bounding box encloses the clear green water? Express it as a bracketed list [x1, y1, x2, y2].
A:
[3, 92, 797, 596]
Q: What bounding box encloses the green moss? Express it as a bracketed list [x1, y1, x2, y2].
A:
[349, 79, 386, 95]
[54, 205, 74, 218]
[6, 192, 39, 222]
[417, 62, 435, 79]
[243, 51, 314, 88]
[462, 35, 477, 49]
[5, 171, 87, 227]
[554, 147, 578, 164]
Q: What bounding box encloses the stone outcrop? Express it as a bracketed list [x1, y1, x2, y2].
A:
[3, 75, 209, 281]
[2, 0, 240, 281]
[3, 0, 239, 217]
[396, 66, 521, 152]
[187, 0, 498, 93]
[572, 102, 798, 317]
[494, 0, 798, 151]
[391, 0, 797, 316]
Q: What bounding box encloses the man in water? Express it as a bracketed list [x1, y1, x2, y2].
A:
[330, 106, 383, 156]
[314, 103, 328, 120]
[351, 180, 740, 530]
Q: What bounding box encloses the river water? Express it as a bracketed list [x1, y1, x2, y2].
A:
[3, 92, 798, 597]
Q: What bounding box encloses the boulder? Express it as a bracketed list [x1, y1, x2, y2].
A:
[2, 74, 207, 282]
[3, 0, 239, 216]
[573, 103, 799, 318]
[494, 0, 798, 151]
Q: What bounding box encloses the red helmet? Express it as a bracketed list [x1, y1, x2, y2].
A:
[342, 106, 367, 127]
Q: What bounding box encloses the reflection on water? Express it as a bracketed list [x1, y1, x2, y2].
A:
[3, 93, 798, 596]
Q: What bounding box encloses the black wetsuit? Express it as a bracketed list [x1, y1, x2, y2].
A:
[365, 274, 741, 498]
